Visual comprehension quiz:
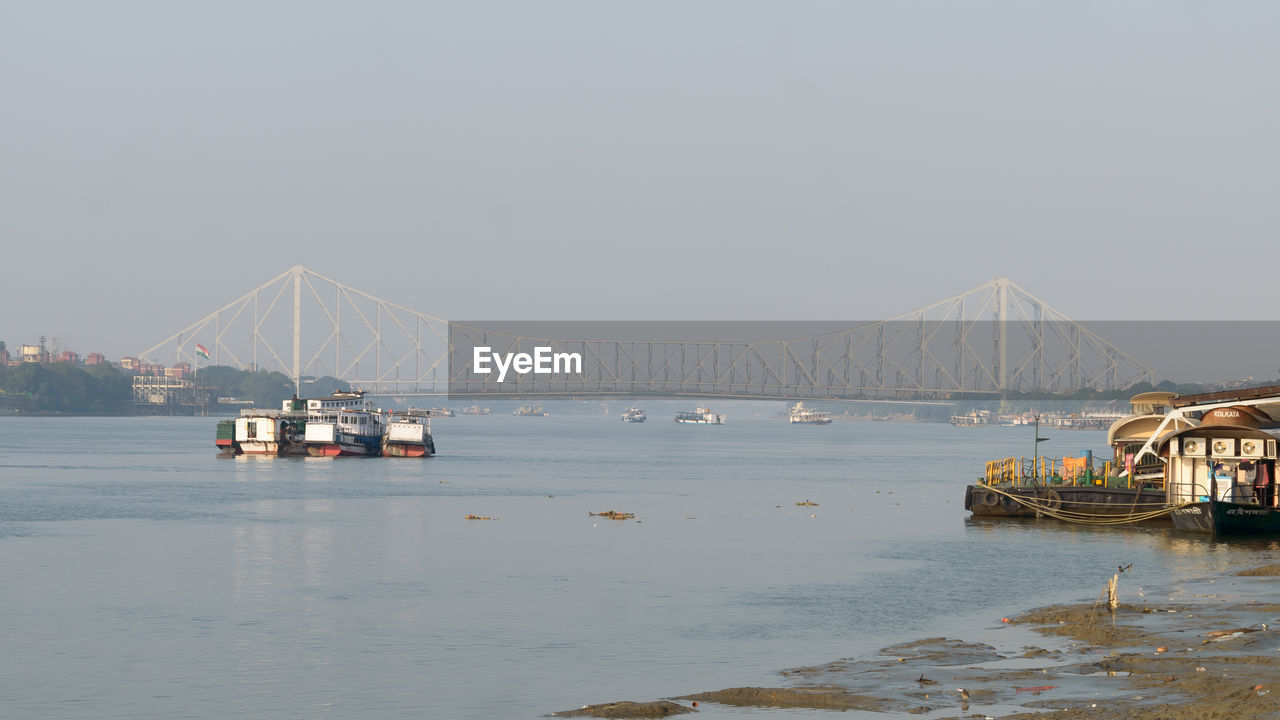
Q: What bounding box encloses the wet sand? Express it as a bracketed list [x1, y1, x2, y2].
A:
[549, 564, 1280, 718]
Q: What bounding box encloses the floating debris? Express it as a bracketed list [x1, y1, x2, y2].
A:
[464, 514, 495, 520]
[590, 510, 636, 521]
[549, 700, 693, 717]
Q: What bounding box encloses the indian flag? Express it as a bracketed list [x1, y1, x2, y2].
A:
[196, 343, 210, 359]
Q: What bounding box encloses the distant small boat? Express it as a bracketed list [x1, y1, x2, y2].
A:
[788, 402, 831, 425]
[621, 407, 646, 423]
[675, 407, 724, 425]
[513, 403, 549, 417]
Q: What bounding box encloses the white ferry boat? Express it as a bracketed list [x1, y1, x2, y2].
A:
[382, 410, 436, 458]
[788, 402, 832, 425]
[621, 407, 646, 423]
[950, 410, 991, 426]
[232, 397, 309, 455]
[674, 407, 724, 425]
[303, 391, 386, 456]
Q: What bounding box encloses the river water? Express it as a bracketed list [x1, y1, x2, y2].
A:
[2, 406, 1277, 719]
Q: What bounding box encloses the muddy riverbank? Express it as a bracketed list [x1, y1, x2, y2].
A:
[550, 564, 1280, 718]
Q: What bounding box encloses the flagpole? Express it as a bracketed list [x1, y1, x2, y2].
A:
[1033, 414, 1050, 484]
[193, 340, 200, 416]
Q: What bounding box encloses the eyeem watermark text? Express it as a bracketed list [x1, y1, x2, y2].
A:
[472, 346, 583, 382]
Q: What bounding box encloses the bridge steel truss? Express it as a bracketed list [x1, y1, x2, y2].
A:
[142, 271, 1150, 399]
[140, 265, 451, 393]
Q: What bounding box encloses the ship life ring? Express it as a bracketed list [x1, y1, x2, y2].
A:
[1037, 488, 1063, 512]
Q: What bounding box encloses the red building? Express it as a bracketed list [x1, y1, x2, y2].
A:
[85, 353, 105, 366]
[58, 351, 80, 365]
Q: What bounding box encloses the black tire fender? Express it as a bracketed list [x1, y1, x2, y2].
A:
[1038, 488, 1063, 512]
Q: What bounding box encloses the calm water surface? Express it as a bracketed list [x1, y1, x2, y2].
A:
[2, 408, 1277, 719]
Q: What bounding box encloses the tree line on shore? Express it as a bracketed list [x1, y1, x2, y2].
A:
[0, 363, 349, 415]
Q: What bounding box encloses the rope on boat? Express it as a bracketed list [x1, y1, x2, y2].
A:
[980, 485, 1190, 525]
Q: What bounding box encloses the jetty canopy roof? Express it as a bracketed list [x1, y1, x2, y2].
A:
[1130, 387, 1280, 463]
[1172, 385, 1280, 408]
[1107, 414, 1194, 446]
[1129, 391, 1177, 415]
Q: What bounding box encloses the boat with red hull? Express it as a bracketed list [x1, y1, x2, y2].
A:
[382, 412, 435, 458]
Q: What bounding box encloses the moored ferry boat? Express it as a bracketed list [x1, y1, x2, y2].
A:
[621, 407, 646, 423]
[788, 402, 831, 425]
[231, 397, 310, 456]
[950, 410, 991, 426]
[513, 403, 549, 417]
[1135, 390, 1280, 535]
[235, 413, 308, 455]
[1159, 424, 1280, 534]
[675, 407, 724, 425]
[303, 391, 385, 457]
[382, 411, 436, 458]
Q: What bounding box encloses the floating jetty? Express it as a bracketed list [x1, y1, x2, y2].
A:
[964, 458, 1170, 524]
[215, 391, 435, 458]
[966, 388, 1280, 534]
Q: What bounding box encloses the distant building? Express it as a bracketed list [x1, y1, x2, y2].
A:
[58, 351, 80, 365]
[0, 342, 8, 366]
[165, 362, 191, 380]
[21, 345, 43, 363]
[139, 362, 164, 377]
[118, 357, 139, 373]
[85, 353, 105, 366]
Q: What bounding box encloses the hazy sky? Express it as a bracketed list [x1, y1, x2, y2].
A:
[4, 2, 1279, 361]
